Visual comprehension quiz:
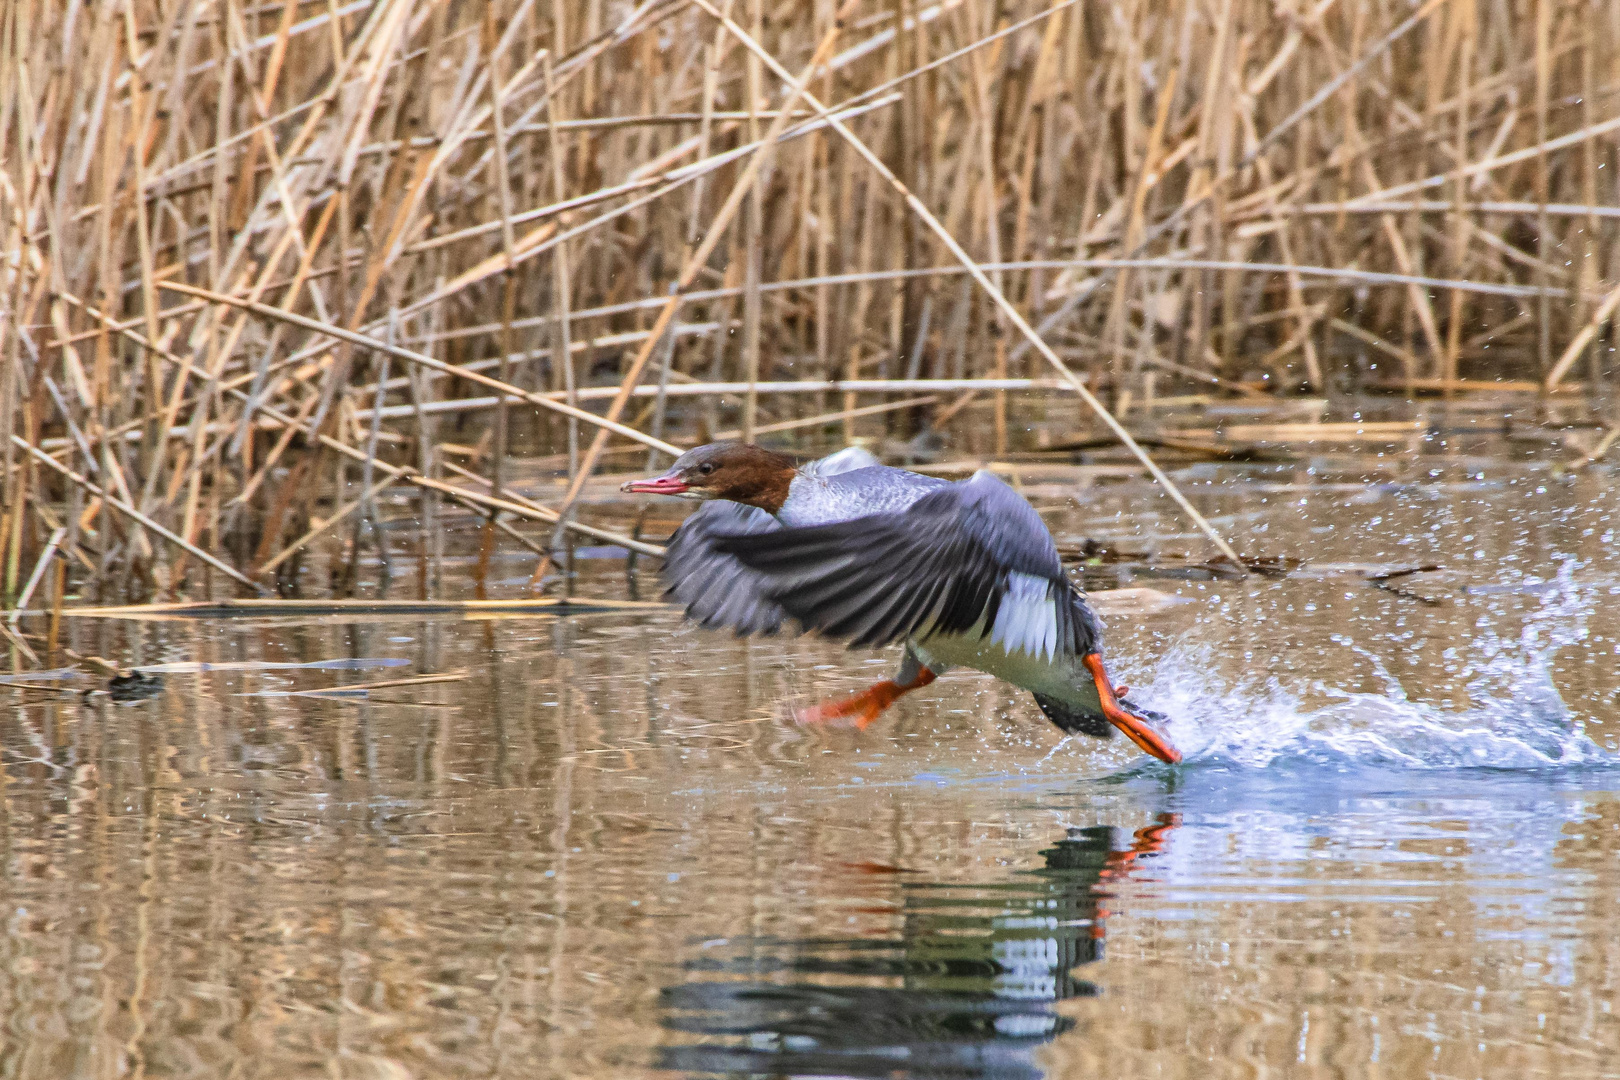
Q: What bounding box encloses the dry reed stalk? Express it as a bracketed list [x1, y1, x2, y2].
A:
[340, 377, 1063, 424]
[8, 526, 64, 624]
[1534, 0, 1553, 379]
[5, 0, 1618, 605]
[696, 0, 1248, 565]
[1545, 280, 1620, 390]
[386, 254, 1580, 349]
[488, 11, 527, 504]
[60, 596, 667, 619]
[1444, 0, 1478, 391]
[712, 394, 938, 440]
[740, 0, 764, 443]
[525, 1, 863, 589]
[542, 50, 579, 477]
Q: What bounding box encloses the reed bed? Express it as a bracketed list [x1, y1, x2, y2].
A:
[3, 0, 1619, 611]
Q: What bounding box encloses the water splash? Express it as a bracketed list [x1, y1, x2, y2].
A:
[1132, 563, 1613, 770]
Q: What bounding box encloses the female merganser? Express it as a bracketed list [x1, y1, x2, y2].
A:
[622, 443, 1180, 763]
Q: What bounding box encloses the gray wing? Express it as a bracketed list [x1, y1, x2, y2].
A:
[660, 448, 881, 636]
[662, 501, 786, 635]
[713, 472, 1100, 657]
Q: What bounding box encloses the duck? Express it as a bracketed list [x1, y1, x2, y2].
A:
[621, 442, 1180, 763]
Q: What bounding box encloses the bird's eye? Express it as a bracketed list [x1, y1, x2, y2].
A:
[699, 463, 715, 475]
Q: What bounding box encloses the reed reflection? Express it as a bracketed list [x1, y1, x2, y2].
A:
[658, 814, 1177, 1079]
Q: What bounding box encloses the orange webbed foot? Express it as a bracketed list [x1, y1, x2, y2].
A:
[794, 670, 937, 731]
[1081, 654, 1182, 764]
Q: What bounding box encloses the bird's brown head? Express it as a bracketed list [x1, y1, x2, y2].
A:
[620, 442, 797, 513]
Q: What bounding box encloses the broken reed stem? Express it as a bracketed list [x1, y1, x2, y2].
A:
[1546, 279, 1620, 390]
[11, 437, 264, 593]
[9, 527, 65, 624]
[437, 459, 665, 556]
[155, 282, 681, 456]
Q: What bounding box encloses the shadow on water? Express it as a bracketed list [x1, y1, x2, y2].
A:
[656, 816, 1176, 1080]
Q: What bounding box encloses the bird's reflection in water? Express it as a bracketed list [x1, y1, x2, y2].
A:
[658, 814, 1176, 1079]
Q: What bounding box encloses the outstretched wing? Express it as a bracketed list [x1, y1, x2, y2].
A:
[658, 446, 888, 636]
[662, 500, 787, 635]
[713, 472, 1099, 657]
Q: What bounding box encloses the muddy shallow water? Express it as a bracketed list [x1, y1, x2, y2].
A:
[3, 462, 1619, 1078]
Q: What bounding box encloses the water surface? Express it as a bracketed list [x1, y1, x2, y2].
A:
[3, 464, 1618, 1078]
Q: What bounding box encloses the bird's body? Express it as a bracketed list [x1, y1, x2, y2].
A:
[624, 442, 1179, 762]
[774, 462, 949, 526]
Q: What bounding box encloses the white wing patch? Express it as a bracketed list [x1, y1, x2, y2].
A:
[988, 572, 1058, 661]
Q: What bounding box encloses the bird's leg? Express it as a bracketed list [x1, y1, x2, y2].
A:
[1081, 654, 1182, 764]
[795, 661, 938, 730]
[794, 670, 937, 729]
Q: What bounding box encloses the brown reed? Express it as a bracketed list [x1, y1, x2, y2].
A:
[2, 0, 1617, 610]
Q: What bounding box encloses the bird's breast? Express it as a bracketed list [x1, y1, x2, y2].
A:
[911, 629, 1084, 700]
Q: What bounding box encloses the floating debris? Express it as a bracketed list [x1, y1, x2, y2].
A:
[238, 671, 467, 703]
[105, 671, 164, 704]
[245, 688, 375, 700]
[134, 658, 411, 675]
[574, 546, 631, 560]
[61, 598, 669, 621]
[0, 668, 81, 686]
[1293, 562, 1444, 581]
